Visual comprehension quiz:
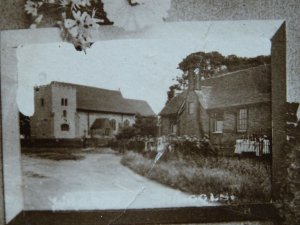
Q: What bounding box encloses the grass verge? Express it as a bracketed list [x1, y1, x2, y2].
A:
[121, 151, 271, 203]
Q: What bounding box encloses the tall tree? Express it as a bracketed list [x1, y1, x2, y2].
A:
[19, 112, 31, 140]
[166, 51, 270, 103]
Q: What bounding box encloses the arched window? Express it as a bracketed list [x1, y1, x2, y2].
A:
[124, 119, 130, 127]
[61, 124, 69, 131]
[61, 98, 68, 106]
[110, 119, 116, 130]
[41, 98, 44, 106]
[63, 110, 67, 117]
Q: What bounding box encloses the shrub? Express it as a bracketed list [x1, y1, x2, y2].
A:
[121, 151, 271, 203]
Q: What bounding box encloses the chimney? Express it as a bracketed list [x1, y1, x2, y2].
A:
[195, 72, 201, 90]
[187, 68, 201, 90]
[187, 68, 195, 90]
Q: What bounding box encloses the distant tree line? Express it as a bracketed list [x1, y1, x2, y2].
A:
[19, 112, 31, 140]
[116, 114, 158, 139]
[166, 51, 270, 104]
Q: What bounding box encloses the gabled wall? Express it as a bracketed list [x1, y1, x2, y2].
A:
[178, 91, 202, 137]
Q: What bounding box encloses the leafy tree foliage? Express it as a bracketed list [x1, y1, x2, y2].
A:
[133, 114, 158, 137]
[166, 51, 270, 103]
[116, 114, 158, 139]
[19, 112, 31, 140]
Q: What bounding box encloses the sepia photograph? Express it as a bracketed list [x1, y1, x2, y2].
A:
[16, 19, 280, 212]
[1, 1, 300, 225]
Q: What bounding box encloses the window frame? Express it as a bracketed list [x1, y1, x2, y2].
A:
[124, 119, 130, 127]
[237, 108, 248, 132]
[62, 110, 67, 117]
[60, 123, 70, 131]
[211, 112, 224, 134]
[110, 119, 116, 130]
[40, 98, 44, 107]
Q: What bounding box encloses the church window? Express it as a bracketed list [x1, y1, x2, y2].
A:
[61, 98, 68, 106]
[61, 124, 69, 131]
[63, 110, 67, 117]
[41, 98, 44, 106]
[105, 128, 110, 136]
[110, 119, 116, 130]
[124, 119, 130, 127]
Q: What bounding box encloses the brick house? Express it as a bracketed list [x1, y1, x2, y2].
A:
[159, 65, 271, 150]
[30, 81, 155, 139]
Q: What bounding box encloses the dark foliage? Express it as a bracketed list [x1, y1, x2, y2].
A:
[116, 114, 158, 140]
[19, 112, 31, 140]
[167, 51, 270, 102]
[133, 114, 158, 137]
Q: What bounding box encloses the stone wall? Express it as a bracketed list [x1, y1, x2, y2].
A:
[30, 85, 54, 138]
[52, 83, 77, 139]
[209, 104, 272, 151]
[179, 91, 202, 137]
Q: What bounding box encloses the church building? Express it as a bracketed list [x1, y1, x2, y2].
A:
[30, 81, 155, 139]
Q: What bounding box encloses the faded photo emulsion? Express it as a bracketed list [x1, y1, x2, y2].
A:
[1, 19, 286, 223]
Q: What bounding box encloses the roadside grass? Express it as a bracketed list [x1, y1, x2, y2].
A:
[121, 151, 271, 203]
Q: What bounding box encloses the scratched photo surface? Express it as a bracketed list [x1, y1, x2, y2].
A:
[15, 20, 282, 211]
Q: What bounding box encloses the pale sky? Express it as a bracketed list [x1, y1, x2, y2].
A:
[17, 20, 282, 116]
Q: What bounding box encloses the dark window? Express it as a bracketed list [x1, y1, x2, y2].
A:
[171, 124, 177, 134]
[237, 108, 248, 131]
[61, 98, 68, 106]
[61, 124, 69, 131]
[211, 112, 223, 133]
[105, 128, 110, 136]
[41, 98, 44, 107]
[63, 110, 67, 117]
[124, 119, 130, 127]
[110, 119, 116, 130]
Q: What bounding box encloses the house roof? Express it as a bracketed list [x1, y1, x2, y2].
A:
[125, 99, 156, 116]
[159, 91, 187, 116]
[160, 64, 271, 115]
[90, 118, 112, 130]
[200, 64, 271, 109]
[50, 82, 155, 116]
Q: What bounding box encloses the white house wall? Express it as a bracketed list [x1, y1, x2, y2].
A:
[77, 111, 135, 138]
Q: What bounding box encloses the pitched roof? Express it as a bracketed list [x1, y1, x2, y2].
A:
[125, 99, 156, 116]
[160, 64, 271, 115]
[90, 118, 112, 130]
[200, 64, 271, 109]
[159, 91, 187, 116]
[195, 86, 213, 109]
[50, 82, 155, 116]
